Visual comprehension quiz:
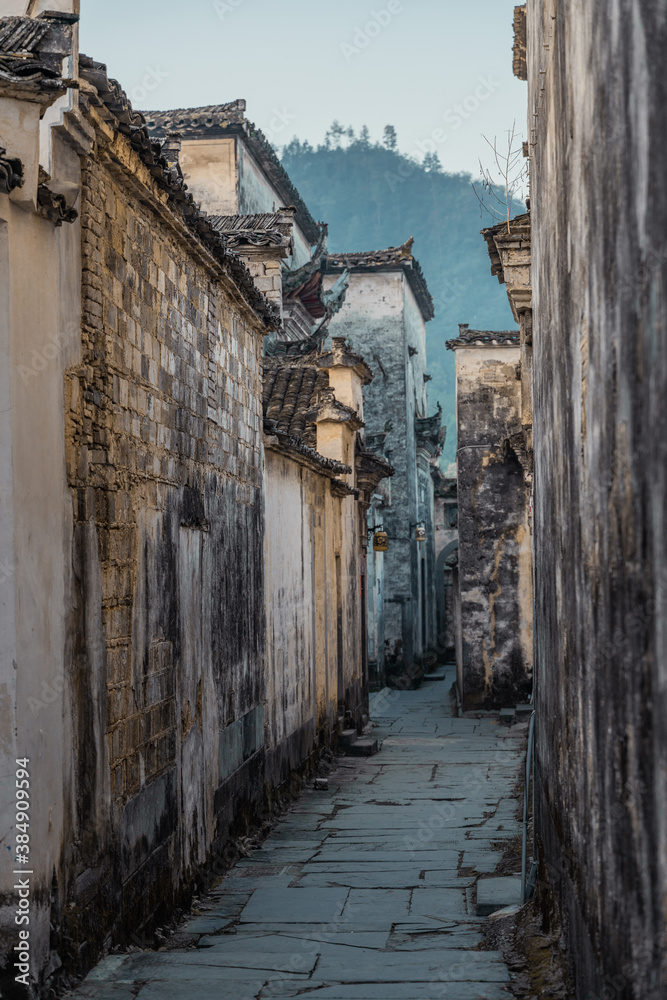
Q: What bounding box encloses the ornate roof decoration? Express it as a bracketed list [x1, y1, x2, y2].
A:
[318, 336, 373, 386]
[276, 232, 351, 352]
[0, 147, 23, 193]
[356, 449, 395, 496]
[481, 212, 530, 282]
[325, 237, 434, 322]
[513, 5, 528, 81]
[143, 102, 321, 245]
[282, 222, 328, 317]
[433, 465, 457, 498]
[446, 324, 520, 350]
[37, 184, 77, 226]
[78, 56, 280, 331]
[415, 404, 446, 456]
[0, 14, 74, 94]
[209, 211, 294, 251]
[306, 386, 363, 431]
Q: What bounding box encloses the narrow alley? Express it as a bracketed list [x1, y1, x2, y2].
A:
[73, 670, 527, 1000]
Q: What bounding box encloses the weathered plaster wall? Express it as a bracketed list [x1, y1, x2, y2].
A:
[434, 487, 458, 661]
[179, 136, 311, 269]
[366, 502, 388, 688]
[263, 451, 339, 783]
[324, 270, 437, 672]
[454, 345, 532, 707]
[179, 137, 238, 216]
[528, 1, 667, 994]
[0, 112, 82, 981]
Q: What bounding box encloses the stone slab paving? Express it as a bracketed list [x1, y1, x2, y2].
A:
[69, 668, 527, 1000]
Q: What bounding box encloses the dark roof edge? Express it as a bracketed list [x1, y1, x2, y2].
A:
[78, 57, 279, 331]
[264, 423, 352, 476]
[446, 325, 520, 350]
[324, 254, 434, 322]
[143, 109, 321, 246]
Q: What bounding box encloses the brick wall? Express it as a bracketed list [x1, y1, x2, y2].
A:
[60, 150, 267, 964]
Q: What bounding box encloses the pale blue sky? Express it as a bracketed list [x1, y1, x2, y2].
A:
[79, 0, 527, 176]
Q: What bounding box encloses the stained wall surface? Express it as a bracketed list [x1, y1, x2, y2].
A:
[0, 79, 271, 982]
[527, 0, 667, 995]
[264, 451, 363, 783]
[324, 270, 437, 674]
[453, 345, 532, 707]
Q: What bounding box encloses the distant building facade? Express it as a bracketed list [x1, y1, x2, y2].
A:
[433, 471, 458, 663]
[447, 325, 533, 708]
[323, 241, 443, 686]
[262, 339, 391, 780]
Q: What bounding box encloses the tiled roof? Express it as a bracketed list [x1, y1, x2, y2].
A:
[143, 102, 321, 245]
[78, 57, 280, 331]
[263, 356, 350, 474]
[263, 358, 327, 446]
[0, 14, 74, 102]
[481, 212, 530, 282]
[325, 238, 434, 322]
[144, 101, 247, 132]
[513, 5, 527, 81]
[0, 14, 72, 85]
[209, 212, 293, 250]
[446, 324, 520, 349]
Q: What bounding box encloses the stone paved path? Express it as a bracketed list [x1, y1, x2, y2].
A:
[74, 668, 527, 1000]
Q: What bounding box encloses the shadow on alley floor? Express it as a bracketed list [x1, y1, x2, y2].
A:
[70, 666, 532, 1000]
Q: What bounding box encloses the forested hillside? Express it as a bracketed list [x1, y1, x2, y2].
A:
[282, 126, 522, 466]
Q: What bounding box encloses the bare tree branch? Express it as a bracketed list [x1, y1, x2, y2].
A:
[472, 120, 528, 232]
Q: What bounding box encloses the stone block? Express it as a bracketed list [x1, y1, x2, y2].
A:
[476, 876, 522, 916]
[346, 738, 378, 756]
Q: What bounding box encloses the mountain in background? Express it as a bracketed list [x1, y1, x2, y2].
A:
[282, 125, 522, 467]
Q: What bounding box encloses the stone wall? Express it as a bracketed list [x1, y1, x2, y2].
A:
[0, 47, 278, 982]
[451, 340, 532, 708]
[527, 0, 667, 994]
[58, 141, 269, 964]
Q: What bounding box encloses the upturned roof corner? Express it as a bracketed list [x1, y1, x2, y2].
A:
[481, 213, 531, 322]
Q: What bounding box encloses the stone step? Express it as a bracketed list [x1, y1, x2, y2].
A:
[476, 876, 522, 916]
[339, 728, 359, 749]
[423, 667, 449, 681]
[499, 707, 516, 725]
[345, 737, 379, 756]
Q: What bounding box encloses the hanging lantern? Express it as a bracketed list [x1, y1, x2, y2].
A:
[373, 531, 389, 552]
[415, 525, 426, 543]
